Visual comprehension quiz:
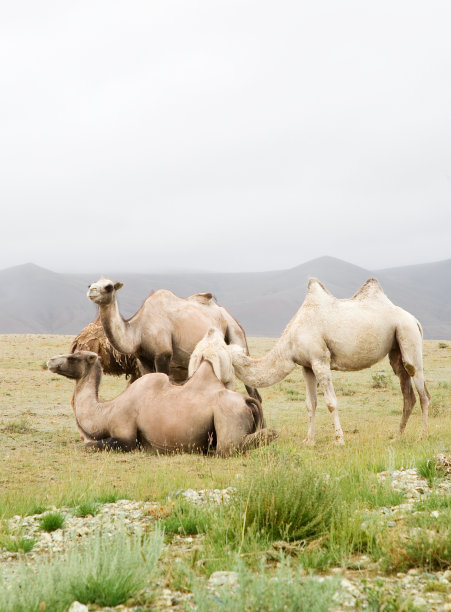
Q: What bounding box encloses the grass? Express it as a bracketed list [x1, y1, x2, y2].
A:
[0, 525, 164, 611]
[39, 511, 65, 532]
[193, 559, 338, 612]
[0, 334, 450, 608]
[72, 500, 100, 517]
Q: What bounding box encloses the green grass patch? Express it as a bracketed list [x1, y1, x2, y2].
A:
[39, 511, 65, 532]
[163, 499, 213, 536]
[72, 501, 100, 518]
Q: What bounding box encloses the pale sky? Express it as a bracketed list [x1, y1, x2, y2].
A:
[1, 1, 450, 273]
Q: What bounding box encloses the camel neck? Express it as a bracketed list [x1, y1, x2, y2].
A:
[72, 363, 109, 440]
[98, 299, 138, 354]
[231, 336, 296, 388]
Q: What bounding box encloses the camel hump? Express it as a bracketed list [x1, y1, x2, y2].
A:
[188, 292, 214, 305]
[352, 278, 385, 300]
[307, 278, 332, 295]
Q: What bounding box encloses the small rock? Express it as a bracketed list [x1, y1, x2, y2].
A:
[412, 596, 427, 607]
[208, 571, 239, 589]
[68, 603, 89, 612]
[431, 510, 440, 518]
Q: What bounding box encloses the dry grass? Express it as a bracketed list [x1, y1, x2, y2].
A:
[0, 334, 450, 519]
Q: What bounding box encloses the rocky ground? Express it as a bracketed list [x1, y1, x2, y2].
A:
[1, 466, 450, 611]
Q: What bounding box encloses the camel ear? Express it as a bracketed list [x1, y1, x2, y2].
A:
[114, 282, 124, 291]
[87, 353, 98, 364]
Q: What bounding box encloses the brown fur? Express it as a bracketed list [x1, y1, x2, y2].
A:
[47, 351, 277, 456]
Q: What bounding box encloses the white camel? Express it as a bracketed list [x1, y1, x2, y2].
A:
[192, 279, 430, 445]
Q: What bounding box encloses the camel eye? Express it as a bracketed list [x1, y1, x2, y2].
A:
[105, 284, 114, 292]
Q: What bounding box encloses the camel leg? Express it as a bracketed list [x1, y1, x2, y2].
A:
[311, 361, 344, 445]
[85, 437, 139, 452]
[389, 346, 416, 437]
[395, 327, 430, 437]
[413, 372, 430, 437]
[155, 352, 172, 375]
[244, 385, 262, 403]
[302, 366, 317, 446]
[213, 403, 255, 457]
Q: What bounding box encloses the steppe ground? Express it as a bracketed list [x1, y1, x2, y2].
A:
[0, 334, 450, 610]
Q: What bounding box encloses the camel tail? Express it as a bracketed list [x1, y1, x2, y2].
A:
[245, 397, 265, 431]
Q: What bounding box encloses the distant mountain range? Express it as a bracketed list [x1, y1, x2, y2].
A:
[0, 256, 450, 339]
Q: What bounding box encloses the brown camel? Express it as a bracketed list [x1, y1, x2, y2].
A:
[47, 351, 276, 455]
[196, 279, 430, 445]
[87, 278, 261, 400]
[71, 318, 187, 384]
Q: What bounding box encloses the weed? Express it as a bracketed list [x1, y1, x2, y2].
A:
[3, 418, 33, 434]
[363, 578, 421, 611]
[0, 525, 164, 611]
[67, 525, 163, 606]
[193, 559, 338, 612]
[284, 388, 305, 401]
[28, 504, 46, 515]
[235, 458, 335, 543]
[163, 500, 213, 535]
[0, 533, 35, 553]
[429, 387, 451, 417]
[372, 373, 392, 389]
[73, 501, 99, 517]
[424, 580, 448, 593]
[39, 512, 65, 532]
[416, 458, 437, 485]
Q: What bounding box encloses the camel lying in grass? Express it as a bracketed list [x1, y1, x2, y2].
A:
[47, 351, 276, 455]
[191, 279, 430, 445]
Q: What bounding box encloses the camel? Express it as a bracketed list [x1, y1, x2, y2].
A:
[86, 278, 261, 400]
[194, 279, 430, 445]
[188, 327, 236, 390]
[47, 351, 277, 455]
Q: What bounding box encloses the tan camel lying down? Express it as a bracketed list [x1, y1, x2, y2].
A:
[47, 351, 276, 455]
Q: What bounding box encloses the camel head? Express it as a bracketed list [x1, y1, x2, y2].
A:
[87, 278, 124, 305]
[188, 327, 236, 389]
[47, 351, 100, 380]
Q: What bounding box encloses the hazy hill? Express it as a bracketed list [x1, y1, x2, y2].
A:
[0, 257, 450, 339]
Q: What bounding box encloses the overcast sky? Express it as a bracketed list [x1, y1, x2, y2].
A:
[1, 1, 450, 273]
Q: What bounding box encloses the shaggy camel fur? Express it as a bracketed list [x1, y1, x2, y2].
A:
[71, 317, 141, 382]
[47, 351, 276, 455]
[188, 328, 236, 390]
[198, 279, 430, 445]
[87, 278, 261, 399]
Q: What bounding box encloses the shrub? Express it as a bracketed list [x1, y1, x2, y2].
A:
[416, 458, 437, 485]
[73, 501, 99, 517]
[0, 533, 35, 553]
[0, 525, 164, 611]
[39, 512, 65, 532]
[371, 373, 392, 389]
[193, 560, 338, 612]
[236, 460, 335, 543]
[163, 500, 213, 535]
[438, 342, 448, 349]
